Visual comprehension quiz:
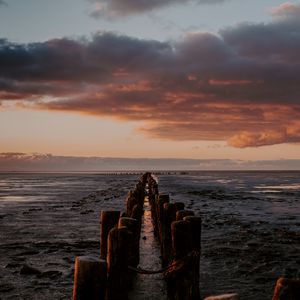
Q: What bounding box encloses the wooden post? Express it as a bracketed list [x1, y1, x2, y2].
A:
[131, 204, 143, 221]
[100, 210, 120, 260]
[72, 256, 107, 300]
[174, 202, 185, 212]
[133, 182, 145, 207]
[140, 172, 149, 186]
[162, 202, 177, 267]
[184, 216, 202, 300]
[126, 191, 138, 217]
[149, 194, 159, 237]
[166, 220, 193, 300]
[106, 226, 132, 300]
[118, 217, 140, 267]
[176, 209, 194, 221]
[272, 278, 300, 300]
[131, 203, 144, 239]
[183, 215, 201, 253]
[172, 220, 192, 260]
[148, 178, 159, 199]
[120, 211, 127, 218]
[156, 194, 170, 244]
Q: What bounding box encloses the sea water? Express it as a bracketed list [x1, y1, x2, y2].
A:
[0, 171, 299, 299]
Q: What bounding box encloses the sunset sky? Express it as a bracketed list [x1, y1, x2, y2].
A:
[1, 0, 300, 167]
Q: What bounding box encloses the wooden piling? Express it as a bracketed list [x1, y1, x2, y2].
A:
[131, 203, 143, 238]
[166, 220, 194, 300]
[72, 256, 107, 300]
[174, 202, 185, 212]
[118, 217, 140, 267]
[156, 194, 170, 244]
[149, 194, 159, 237]
[183, 215, 201, 253]
[100, 210, 120, 260]
[184, 216, 202, 299]
[172, 220, 192, 260]
[131, 204, 143, 221]
[106, 226, 132, 300]
[148, 177, 158, 197]
[162, 202, 177, 267]
[134, 182, 145, 207]
[272, 277, 300, 300]
[176, 209, 194, 221]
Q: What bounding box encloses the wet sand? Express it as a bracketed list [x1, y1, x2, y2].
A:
[0, 172, 299, 299]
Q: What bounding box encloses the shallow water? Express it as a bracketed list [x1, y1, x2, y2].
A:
[0, 171, 299, 299]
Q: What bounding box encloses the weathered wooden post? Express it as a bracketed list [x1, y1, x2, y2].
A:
[140, 172, 149, 186]
[72, 256, 107, 300]
[100, 210, 120, 260]
[131, 203, 144, 239]
[272, 277, 300, 300]
[106, 226, 132, 300]
[174, 202, 185, 212]
[156, 194, 170, 244]
[176, 209, 194, 221]
[184, 215, 202, 299]
[134, 182, 145, 207]
[166, 220, 193, 300]
[162, 202, 177, 267]
[131, 204, 143, 220]
[118, 217, 140, 267]
[149, 194, 159, 237]
[118, 217, 140, 289]
[147, 176, 159, 235]
[148, 177, 158, 195]
[126, 191, 138, 217]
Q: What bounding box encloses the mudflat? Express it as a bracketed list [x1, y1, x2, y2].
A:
[0, 172, 299, 299]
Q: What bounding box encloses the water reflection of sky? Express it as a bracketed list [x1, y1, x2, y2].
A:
[0, 195, 50, 209]
[255, 184, 300, 190]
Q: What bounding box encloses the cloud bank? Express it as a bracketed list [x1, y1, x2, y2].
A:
[1, 153, 300, 171]
[88, 0, 228, 18]
[1, 4, 300, 148]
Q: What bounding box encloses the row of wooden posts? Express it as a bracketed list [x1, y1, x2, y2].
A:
[147, 175, 202, 300]
[72, 172, 299, 300]
[72, 172, 148, 300]
[72, 172, 203, 300]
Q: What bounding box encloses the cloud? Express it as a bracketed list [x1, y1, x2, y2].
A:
[88, 0, 229, 18]
[0, 0, 7, 6]
[1, 152, 300, 171]
[1, 12, 300, 148]
[271, 2, 300, 20]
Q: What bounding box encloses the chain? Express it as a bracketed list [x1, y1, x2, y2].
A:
[128, 251, 199, 276]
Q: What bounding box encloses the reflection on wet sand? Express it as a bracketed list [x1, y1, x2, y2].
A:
[129, 197, 167, 300]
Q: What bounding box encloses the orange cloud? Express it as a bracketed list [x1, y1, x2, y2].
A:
[271, 2, 300, 20]
[1, 14, 300, 148]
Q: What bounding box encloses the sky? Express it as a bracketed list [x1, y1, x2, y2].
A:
[1, 0, 300, 169]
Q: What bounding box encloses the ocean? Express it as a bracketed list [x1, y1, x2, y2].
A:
[0, 171, 299, 299]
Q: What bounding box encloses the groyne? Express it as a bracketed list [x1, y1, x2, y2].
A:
[71, 172, 299, 300]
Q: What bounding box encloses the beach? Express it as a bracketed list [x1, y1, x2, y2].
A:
[0, 171, 299, 299]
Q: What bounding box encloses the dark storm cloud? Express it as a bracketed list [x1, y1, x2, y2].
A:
[1, 6, 300, 147]
[88, 0, 229, 18]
